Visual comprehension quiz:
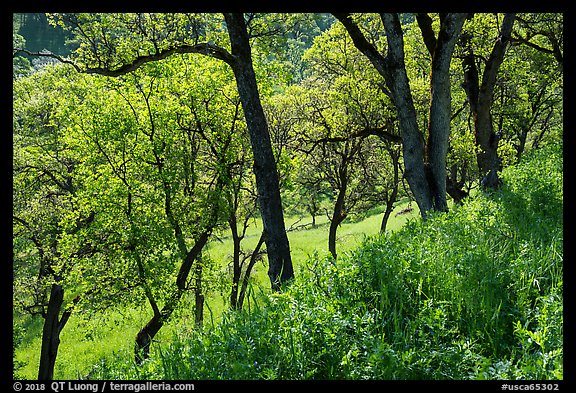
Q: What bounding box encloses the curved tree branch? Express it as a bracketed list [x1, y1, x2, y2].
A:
[14, 43, 236, 77]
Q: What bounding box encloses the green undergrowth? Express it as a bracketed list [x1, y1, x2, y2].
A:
[13, 197, 418, 380]
[87, 145, 563, 380]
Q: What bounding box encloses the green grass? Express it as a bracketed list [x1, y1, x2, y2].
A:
[14, 306, 148, 379]
[14, 145, 562, 380]
[206, 200, 419, 286]
[14, 200, 418, 380]
[82, 144, 563, 380]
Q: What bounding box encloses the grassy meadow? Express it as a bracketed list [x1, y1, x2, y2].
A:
[14, 199, 419, 380]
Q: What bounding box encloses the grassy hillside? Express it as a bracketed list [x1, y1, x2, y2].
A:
[14, 145, 562, 380]
[13, 194, 418, 379]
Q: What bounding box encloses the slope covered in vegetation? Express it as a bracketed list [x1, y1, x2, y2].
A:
[88, 144, 563, 380]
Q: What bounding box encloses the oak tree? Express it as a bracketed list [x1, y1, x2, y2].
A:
[26, 12, 295, 290]
[334, 13, 467, 218]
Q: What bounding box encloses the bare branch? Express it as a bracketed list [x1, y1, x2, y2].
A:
[13, 48, 84, 72]
[14, 43, 236, 77]
[300, 124, 401, 155]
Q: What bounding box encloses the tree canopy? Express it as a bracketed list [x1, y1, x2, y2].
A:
[13, 12, 563, 380]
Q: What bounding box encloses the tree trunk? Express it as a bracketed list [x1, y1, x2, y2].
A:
[194, 256, 204, 326]
[38, 283, 76, 380]
[446, 164, 469, 204]
[229, 215, 242, 310]
[334, 13, 433, 218]
[224, 13, 294, 290]
[462, 13, 515, 189]
[475, 103, 502, 188]
[328, 196, 346, 260]
[237, 232, 265, 310]
[425, 13, 467, 211]
[335, 13, 466, 219]
[135, 231, 210, 363]
[379, 13, 434, 219]
[38, 284, 64, 380]
[135, 308, 167, 364]
[380, 148, 400, 233]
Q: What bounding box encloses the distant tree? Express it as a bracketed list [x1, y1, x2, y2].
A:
[303, 128, 370, 260]
[298, 20, 403, 239]
[285, 73, 400, 258]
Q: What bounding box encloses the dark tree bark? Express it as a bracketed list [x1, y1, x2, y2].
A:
[226, 163, 261, 310]
[135, 231, 210, 363]
[461, 13, 516, 189]
[37, 284, 76, 380]
[228, 213, 265, 310]
[328, 175, 348, 260]
[193, 256, 204, 326]
[334, 13, 466, 219]
[446, 165, 470, 204]
[380, 147, 401, 233]
[424, 13, 467, 211]
[224, 13, 294, 290]
[38, 284, 62, 380]
[334, 13, 431, 218]
[237, 232, 266, 310]
[134, 306, 168, 365]
[229, 213, 243, 310]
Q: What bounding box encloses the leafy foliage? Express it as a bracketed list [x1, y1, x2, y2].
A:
[13, 12, 563, 380]
[88, 143, 562, 380]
